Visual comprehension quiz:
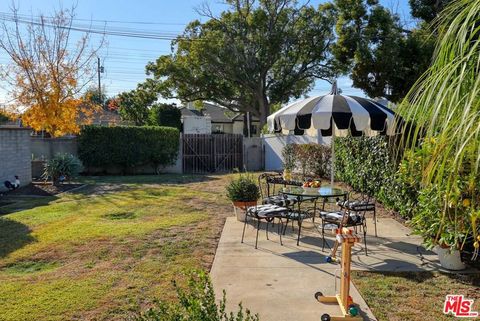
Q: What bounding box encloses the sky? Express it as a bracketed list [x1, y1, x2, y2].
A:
[0, 0, 413, 106]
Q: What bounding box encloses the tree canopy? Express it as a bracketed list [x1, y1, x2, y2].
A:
[332, 0, 435, 102]
[118, 83, 158, 125]
[146, 0, 337, 126]
[148, 103, 182, 130]
[0, 7, 103, 137]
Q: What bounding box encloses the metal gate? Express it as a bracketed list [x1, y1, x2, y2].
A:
[182, 134, 243, 173]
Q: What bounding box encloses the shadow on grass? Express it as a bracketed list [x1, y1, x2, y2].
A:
[77, 173, 222, 185]
[0, 217, 35, 258]
[0, 196, 57, 216]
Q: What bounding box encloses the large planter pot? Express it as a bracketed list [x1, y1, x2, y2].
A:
[232, 201, 257, 222]
[436, 246, 466, 270]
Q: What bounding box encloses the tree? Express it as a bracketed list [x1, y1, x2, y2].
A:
[0, 110, 10, 124]
[332, 0, 435, 102]
[83, 87, 107, 107]
[118, 83, 157, 125]
[148, 103, 181, 130]
[146, 0, 337, 127]
[0, 7, 103, 137]
[409, 0, 452, 22]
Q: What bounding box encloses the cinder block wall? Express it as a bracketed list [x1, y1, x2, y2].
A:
[0, 128, 32, 191]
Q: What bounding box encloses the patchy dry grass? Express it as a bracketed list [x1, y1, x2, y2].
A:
[0, 174, 234, 321]
[353, 271, 480, 321]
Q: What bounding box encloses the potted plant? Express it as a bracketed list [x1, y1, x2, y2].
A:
[282, 144, 296, 181]
[406, 140, 479, 270]
[226, 173, 260, 222]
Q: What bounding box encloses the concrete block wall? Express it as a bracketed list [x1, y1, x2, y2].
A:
[0, 128, 32, 191]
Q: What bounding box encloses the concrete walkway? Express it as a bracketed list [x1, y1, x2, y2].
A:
[210, 216, 441, 321]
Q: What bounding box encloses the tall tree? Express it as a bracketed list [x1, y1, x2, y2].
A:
[148, 103, 182, 130]
[118, 83, 158, 125]
[409, 0, 452, 22]
[146, 0, 336, 127]
[0, 7, 103, 137]
[332, 0, 435, 102]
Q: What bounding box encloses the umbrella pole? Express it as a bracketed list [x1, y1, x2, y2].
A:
[330, 127, 335, 186]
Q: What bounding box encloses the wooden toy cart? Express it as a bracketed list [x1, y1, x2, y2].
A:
[315, 229, 363, 321]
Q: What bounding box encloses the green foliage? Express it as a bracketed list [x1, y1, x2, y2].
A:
[281, 144, 297, 172]
[334, 136, 418, 219]
[135, 270, 258, 321]
[42, 153, 83, 184]
[399, 0, 480, 248]
[226, 174, 260, 202]
[0, 111, 9, 124]
[409, 0, 452, 22]
[118, 83, 158, 125]
[293, 144, 331, 179]
[148, 103, 182, 130]
[332, 0, 435, 102]
[145, 1, 337, 126]
[78, 125, 179, 173]
[83, 87, 107, 106]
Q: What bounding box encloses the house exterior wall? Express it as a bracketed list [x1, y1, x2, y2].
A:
[183, 116, 212, 134]
[0, 128, 32, 191]
[232, 120, 260, 137]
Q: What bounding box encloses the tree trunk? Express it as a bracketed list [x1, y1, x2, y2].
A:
[257, 92, 270, 130]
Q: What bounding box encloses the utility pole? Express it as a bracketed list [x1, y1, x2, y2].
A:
[97, 57, 104, 97]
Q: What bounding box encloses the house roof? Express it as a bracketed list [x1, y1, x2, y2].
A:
[179, 107, 203, 117]
[201, 103, 234, 123]
[180, 102, 260, 124]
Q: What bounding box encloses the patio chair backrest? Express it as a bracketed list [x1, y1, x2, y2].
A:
[258, 172, 281, 199]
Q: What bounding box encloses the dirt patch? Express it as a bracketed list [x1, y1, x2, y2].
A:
[6, 182, 84, 196]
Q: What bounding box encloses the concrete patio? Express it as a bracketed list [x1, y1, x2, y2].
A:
[210, 216, 441, 321]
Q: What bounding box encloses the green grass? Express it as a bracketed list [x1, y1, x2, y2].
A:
[353, 271, 480, 321]
[0, 174, 233, 321]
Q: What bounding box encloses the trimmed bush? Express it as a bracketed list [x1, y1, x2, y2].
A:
[78, 125, 179, 173]
[334, 136, 417, 219]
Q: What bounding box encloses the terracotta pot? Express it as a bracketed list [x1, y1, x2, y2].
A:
[232, 200, 257, 222]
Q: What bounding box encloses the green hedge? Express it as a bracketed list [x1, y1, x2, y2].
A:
[334, 136, 418, 219]
[78, 125, 179, 172]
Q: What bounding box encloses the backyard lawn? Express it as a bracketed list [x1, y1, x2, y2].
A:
[353, 271, 480, 321]
[0, 174, 233, 321]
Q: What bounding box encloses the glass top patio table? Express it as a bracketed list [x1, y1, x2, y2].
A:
[279, 186, 347, 199]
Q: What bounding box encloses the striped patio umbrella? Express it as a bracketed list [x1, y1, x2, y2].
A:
[267, 81, 399, 185]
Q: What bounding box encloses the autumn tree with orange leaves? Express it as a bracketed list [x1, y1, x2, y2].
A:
[0, 7, 103, 137]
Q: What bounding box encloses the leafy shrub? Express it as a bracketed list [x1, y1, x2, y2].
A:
[78, 125, 179, 174]
[293, 144, 331, 179]
[281, 144, 296, 172]
[334, 136, 419, 219]
[0, 111, 9, 124]
[135, 270, 258, 321]
[281, 143, 331, 179]
[226, 173, 260, 202]
[42, 153, 83, 184]
[148, 103, 182, 130]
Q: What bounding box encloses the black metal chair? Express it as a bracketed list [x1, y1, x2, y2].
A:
[241, 204, 288, 249]
[336, 190, 377, 237]
[258, 173, 299, 208]
[281, 209, 315, 246]
[319, 207, 368, 255]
